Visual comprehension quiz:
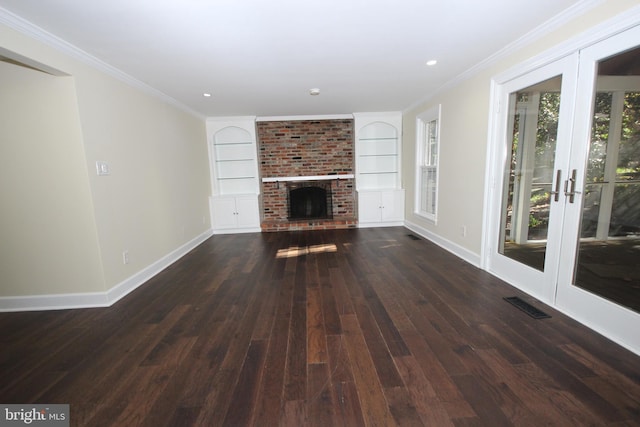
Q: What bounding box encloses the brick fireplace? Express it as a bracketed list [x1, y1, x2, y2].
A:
[287, 181, 333, 220]
[257, 119, 357, 231]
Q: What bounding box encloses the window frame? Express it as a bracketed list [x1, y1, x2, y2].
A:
[415, 105, 441, 222]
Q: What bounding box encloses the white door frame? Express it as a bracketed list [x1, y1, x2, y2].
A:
[555, 25, 640, 355]
[482, 14, 640, 355]
[483, 53, 578, 304]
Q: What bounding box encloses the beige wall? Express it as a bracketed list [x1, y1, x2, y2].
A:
[0, 61, 105, 295]
[0, 21, 210, 299]
[73, 71, 210, 287]
[2, 0, 637, 301]
[402, 0, 639, 260]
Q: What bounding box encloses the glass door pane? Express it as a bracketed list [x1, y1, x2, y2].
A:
[499, 76, 563, 272]
[574, 46, 640, 313]
[489, 55, 577, 304]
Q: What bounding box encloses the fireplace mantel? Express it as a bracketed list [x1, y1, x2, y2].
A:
[261, 174, 354, 183]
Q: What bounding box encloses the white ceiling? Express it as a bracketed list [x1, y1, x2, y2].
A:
[0, 0, 589, 118]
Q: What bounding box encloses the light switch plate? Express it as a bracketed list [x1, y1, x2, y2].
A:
[96, 161, 110, 176]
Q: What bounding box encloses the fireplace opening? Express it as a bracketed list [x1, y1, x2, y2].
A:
[288, 181, 333, 220]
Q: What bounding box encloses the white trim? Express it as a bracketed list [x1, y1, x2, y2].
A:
[415, 105, 441, 222]
[206, 115, 258, 123]
[403, 0, 612, 113]
[212, 228, 262, 235]
[262, 174, 354, 182]
[0, 230, 213, 312]
[0, 46, 68, 76]
[0, 7, 203, 119]
[482, 7, 640, 272]
[352, 112, 403, 133]
[256, 114, 354, 122]
[493, 5, 640, 84]
[404, 220, 481, 268]
[555, 300, 639, 356]
[0, 292, 110, 313]
[481, 14, 640, 356]
[455, 0, 606, 86]
[105, 230, 213, 305]
[358, 221, 404, 229]
[353, 112, 403, 191]
[480, 79, 501, 270]
[206, 117, 259, 197]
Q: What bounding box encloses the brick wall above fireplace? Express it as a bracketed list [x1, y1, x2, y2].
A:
[257, 119, 357, 231]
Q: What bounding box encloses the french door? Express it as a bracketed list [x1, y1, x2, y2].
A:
[488, 26, 640, 353]
[555, 27, 640, 350]
[489, 54, 578, 304]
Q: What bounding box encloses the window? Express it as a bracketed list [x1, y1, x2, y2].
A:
[416, 105, 441, 221]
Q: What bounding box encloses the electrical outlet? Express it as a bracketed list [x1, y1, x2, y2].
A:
[96, 161, 110, 176]
[123, 250, 130, 265]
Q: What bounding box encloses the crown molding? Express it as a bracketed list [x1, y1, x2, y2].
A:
[0, 6, 204, 119]
[256, 114, 354, 122]
[452, 0, 607, 84]
[493, 3, 640, 84]
[403, 0, 608, 113]
[206, 115, 257, 122]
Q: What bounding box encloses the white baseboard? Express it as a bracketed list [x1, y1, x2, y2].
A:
[357, 221, 405, 228]
[0, 229, 213, 312]
[105, 229, 213, 306]
[212, 227, 262, 235]
[404, 220, 481, 267]
[0, 292, 111, 312]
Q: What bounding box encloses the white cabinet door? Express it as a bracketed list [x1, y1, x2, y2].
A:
[211, 197, 239, 230]
[234, 196, 260, 229]
[380, 189, 404, 222]
[358, 191, 384, 223]
[211, 195, 260, 232]
[358, 190, 405, 225]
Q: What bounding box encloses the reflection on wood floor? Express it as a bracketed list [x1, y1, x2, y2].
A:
[504, 238, 640, 313]
[1, 227, 639, 426]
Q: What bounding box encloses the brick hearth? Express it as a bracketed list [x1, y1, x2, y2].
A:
[260, 219, 358, 232]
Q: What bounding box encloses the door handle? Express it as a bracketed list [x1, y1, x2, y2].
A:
[550, 169, 562, 202]
[564, 169, 580, 203]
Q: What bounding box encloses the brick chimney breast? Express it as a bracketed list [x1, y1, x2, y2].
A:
[257, 119, 356, 231]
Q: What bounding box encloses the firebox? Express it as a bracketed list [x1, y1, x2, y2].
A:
[287, 181, 333, 220]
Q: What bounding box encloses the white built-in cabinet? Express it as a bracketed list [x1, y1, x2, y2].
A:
[357, 190, 405, 225]
[210, 195, 260, 231]
[206, 117, 261, 234]
[354, 112, 405, 227]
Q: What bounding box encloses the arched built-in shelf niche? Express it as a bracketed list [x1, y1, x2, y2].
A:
[354, 112, 405, 227]
[356, 121, 400, 190]
[206, 117, 261, 234]
[212, 126, 259, 195]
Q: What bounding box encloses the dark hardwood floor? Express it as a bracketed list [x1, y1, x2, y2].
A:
[504, 240, 640, 314]
[1, 227, 639, 426]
